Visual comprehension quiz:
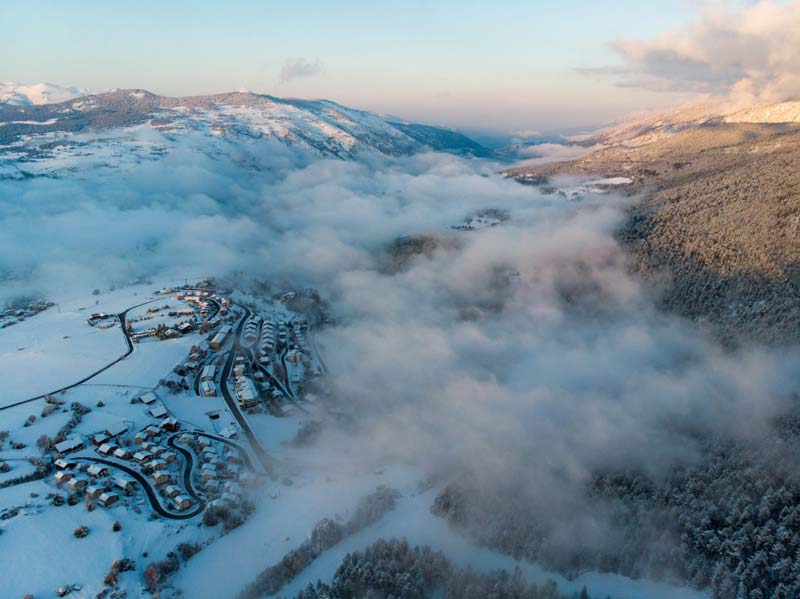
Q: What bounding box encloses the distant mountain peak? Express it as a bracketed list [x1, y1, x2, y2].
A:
[0, 81, 94, 106]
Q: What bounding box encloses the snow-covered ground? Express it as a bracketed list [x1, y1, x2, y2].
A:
[0, 298, 128, 406]
[176, 454, 708, 599]
[0, 280, 710, 599]
[0, 478, 213, 599]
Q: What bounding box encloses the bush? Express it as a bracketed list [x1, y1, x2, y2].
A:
[178, 542, 201, 560]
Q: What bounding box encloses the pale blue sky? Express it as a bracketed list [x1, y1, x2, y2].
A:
[0, 1, 746, 130]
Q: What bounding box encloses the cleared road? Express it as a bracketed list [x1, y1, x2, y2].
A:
[75, 455, 205, 520]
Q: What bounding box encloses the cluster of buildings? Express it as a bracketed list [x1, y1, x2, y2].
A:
[233, 356, 259, 408]
[173, 291, 221, 321]
[129, 303, 196, 341]
[53, 458, 136, 508]
[86, 312, 116, 329]
[257, 320, 277, 365]
[242, 315, 262, 347]
[185, 434, 258, 508]
[173, 345, 209, 377]
[200, 363, 218, 397]
[50, 391, 200, 513]
[1, 299, 53, 329]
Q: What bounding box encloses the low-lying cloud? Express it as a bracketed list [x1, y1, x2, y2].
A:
[2, 136, 798, 570]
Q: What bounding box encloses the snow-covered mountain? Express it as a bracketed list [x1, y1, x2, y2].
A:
[0, 89, 488, 178]
[573, 98, 800, 147]
[722, 100, 800, 124]
[0, 81, 93, 106]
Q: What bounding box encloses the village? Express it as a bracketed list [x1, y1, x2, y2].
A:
[1, 298, 54, 329]
[0, 279, 328, 598]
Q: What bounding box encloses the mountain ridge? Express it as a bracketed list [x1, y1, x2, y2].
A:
[505, 108, 800, 345]
[0, 87, 489, 162]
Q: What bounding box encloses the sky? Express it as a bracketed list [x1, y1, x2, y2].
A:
[0, 1, 787, 131]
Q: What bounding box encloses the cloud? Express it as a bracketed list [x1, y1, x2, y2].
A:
[2, 133, 798, 569]
[582, 1, 800, 102]
[279, 57, 324, 83]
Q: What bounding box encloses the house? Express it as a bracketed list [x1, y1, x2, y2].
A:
[133, 451, 153, 463]
[113, 476, 135, 492]
[174, 495, 193, 510]
[286, 350, 303, 363]
[236, 379, 258, 408]
[201, 464, 216, 481]
[163, 485, 181, 498]
[145, 425, 161, 437]
[240, 472, 260, 488]
[150, 445, 167, 457]
[97, 492, 120, 507]
[138, 392, 157, 405]
[162, 451, 178, 463]
[219, 425, 238, 439]
[134, 431, 147, 444]
[149, 405, 168, 419]
[54, 458, 76, 470]
[97, 443, 116, 456]
[105, 423, 129, 438]
[87, 464, 109, 477]
[86, 485, 104, 499]
[177, 322, 193, 335]
[233, 364, 245, 377]
[145, 459, 168, 471]
[152, 470, 171, 485]
[200, 381, 216, 397]
[210, 325, 232, 350]
[208, 498, 227, 511]
[54, 438, 85, 456]
[68, 477, 88, 491]
[54, 470, 74, 484]
[113, 448, 132, 460]
[210, 333, 225, 350]
[92, 433, 110, 446]
[222, 491, 240, 506]
[160, 417, 180, 432]
[204, 479, 220, 493]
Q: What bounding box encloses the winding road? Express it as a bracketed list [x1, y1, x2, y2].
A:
[218, 305, 273, 475]
[74, 455, 205, 520]
[191, 430, 265, 475]
[166, 434, 203, 500]
[0, 298, 159, 412]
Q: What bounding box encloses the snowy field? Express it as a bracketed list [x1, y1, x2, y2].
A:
[0, 478, 213, 599]
[176, 456, 708, 599]
[0, 280, 712, 599]
[0, 301, 127, 406]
